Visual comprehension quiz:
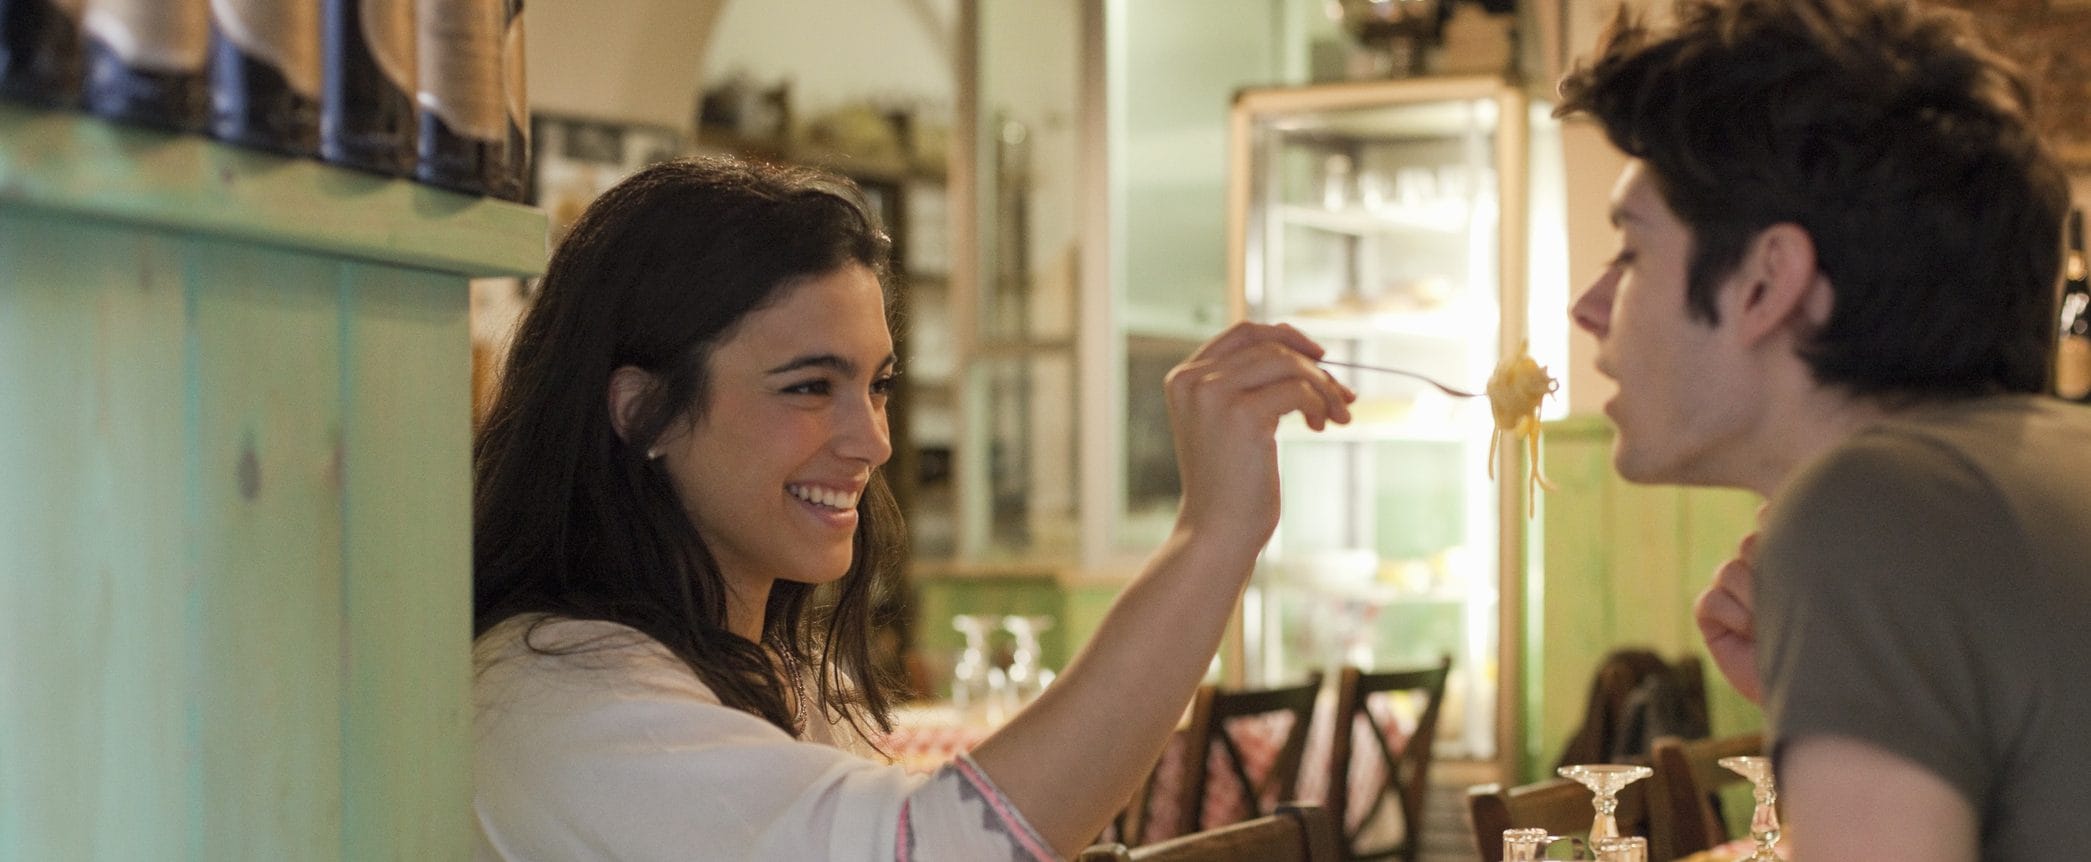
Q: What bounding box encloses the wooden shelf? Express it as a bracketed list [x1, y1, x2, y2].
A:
[0, 104, 546, 278]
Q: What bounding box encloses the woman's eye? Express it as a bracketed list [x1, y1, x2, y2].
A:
[781, 379, 832, 396]
[871, 374, 898, 396]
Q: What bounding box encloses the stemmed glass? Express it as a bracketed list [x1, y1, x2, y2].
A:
[1500, 828, 1555, 861]
[1718, 756, 1783, 861]
[1593, 836, 1647, 862]
[950, 614, 999, 716]
[1556, 763, 1654, 840]
[1000, 615, 1055, 705]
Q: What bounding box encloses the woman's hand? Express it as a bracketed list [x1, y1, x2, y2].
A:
[1696, 510, 1766, 704]
[1163, 322, 1354, 550]
[973, 322, 1352, 855]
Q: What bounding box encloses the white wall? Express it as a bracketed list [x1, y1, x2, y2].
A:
[526, 0, 727, 127]
[527, 0, 961, 128]
[704, 0, 959, 118]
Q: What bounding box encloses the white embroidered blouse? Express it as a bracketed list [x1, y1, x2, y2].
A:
[472, 616, 1054, 861]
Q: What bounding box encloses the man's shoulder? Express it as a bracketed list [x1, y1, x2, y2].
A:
[1866, 394, 2091, 456]
[1759, 402, 2027, 587]
[1795, 395, 2087, 498]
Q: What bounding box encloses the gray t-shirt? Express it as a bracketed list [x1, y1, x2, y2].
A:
[1758, 395, 2091, 861]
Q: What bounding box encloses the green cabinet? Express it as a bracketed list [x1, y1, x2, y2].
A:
[0, 105, 543, 860]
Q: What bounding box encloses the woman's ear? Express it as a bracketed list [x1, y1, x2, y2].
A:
[607, 366, 655, 451]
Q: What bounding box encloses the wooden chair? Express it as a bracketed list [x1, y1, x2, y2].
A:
[1325, 657, 1451, 862]
[1465, 773, 1654, 862]
[1556, 650, 1709, 768]
[1171, 672, 1325, 837]
[1101, 746, 1168, 847]
[1078, 802, 1343, 862]
[1650, 730, 1765, 857]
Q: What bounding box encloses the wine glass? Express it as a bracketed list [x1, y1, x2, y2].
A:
[1556, 763, 1653, 840]
[1718, 756, 1783, 861]
[1594, 835, 1647, 862]
[1000, 615, 1055, 705]
[950, 615, 998, 716]
[1500, 827, 1554, 861]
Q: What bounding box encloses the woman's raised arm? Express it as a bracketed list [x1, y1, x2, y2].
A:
[966, 322, 1354, 856]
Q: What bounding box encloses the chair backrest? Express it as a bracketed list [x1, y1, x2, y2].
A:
[1465, 774, 1654, 862]
[1078, 803, 1343, 862]
[1557, 649, 1710, 768]
[1325, 656, 1452, 862]
[1650, 730, 1765, 857]
[1173, 672, 1324, 836]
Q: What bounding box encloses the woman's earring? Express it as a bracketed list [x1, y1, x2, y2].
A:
[646, 446, 663, 461]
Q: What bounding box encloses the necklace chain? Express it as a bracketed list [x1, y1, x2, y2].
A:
[771, 640, 810, 736]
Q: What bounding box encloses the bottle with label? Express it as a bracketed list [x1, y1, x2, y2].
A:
[208, 0, 319, 155]
[1, 0, 84, 107]
[321, 0, 415, 177]
[80, 0, 209, 131]
[2055, 208, 2091, 401]
[415, 0, 504, 196]
[492, 0, 527, 202]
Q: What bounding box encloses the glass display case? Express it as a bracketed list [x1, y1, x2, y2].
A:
[1226, 76, 1539, 759]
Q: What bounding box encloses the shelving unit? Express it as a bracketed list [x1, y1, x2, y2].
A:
[1227, 76, 1532, 767]
[0, 104, 545, 860]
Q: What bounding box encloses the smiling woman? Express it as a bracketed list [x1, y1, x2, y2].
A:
[611, 261, 897, 638]
[468, 155, 1358, 860]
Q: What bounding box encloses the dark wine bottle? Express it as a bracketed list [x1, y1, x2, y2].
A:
[320, 0, 415, 177]
[2056, 209, 2091, 401]
[492, 0, 527, 202]
[415, 0, 504, 196]
[0, 0, 83, 107]
[208, 0, 318, 156]
[80, 0, 209, 132]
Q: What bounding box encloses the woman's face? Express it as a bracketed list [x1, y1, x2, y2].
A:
[657, 262, 895, 593]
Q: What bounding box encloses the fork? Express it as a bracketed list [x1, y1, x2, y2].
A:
[1316, 359, 1483, 399]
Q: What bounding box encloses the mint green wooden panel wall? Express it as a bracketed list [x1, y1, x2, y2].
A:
[0, 212, 473, 860]
[1525, 417, 1762, 781]
[339, 261, 471, 861]
[0, 212, 190, 859]
[190, 237, 348, 859]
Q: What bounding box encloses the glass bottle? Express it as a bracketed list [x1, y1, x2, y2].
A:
[0, 0, 84, 107]
[208, 0, 319, 155]
[80, 0, 208, 131]
[414, 0, 504, 195]
[2055, 208, 2090, 401]
[491, 0, 527, 201]
[320, 0, 415, 176]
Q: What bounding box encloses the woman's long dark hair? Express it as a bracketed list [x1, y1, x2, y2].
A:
[474, 156, 905, 741]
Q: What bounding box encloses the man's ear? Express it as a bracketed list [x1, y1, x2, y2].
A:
[607, 366, 654, 449]
[1731, 222, 1829, 344]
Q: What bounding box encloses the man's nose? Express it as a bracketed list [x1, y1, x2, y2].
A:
[1571, 270, 1617, 338]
